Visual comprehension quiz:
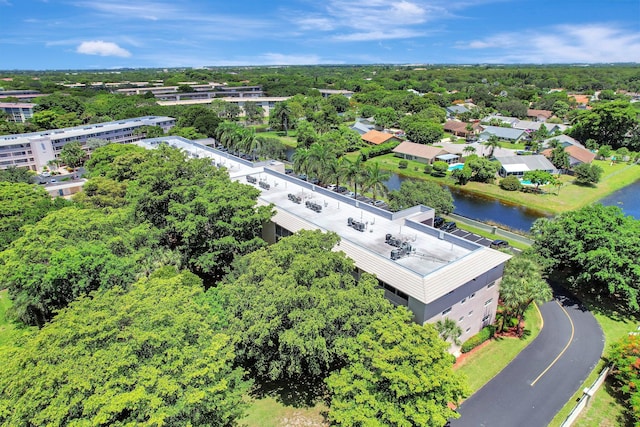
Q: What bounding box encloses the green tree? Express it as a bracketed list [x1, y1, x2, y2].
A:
[484, 134, 501, 158]
[549, 146, 569, 170]
[344, 156, 365, 199]
[499, 257, 552, 336]
[374, 107, 400, 129]
[607, 335, 640, 425]
[0, 183, 69, 251]
[462, 145, 476, 157]
[452, 166, 473, 185]
[431, 160, 449, 177]
[59, 141, 87, 168]
[0, 269, 249, 427]
[597, 144, 612, 160]
[362, 162, 390, 202]
[217, 230, 393, 382]
[531, 204, 640, 311]
[388, 179, 454, 214]
[573, 163, 604, 185]
[523, 170, 553, 191]
[0, 206, 164, 326]
[243, 101, 264, 124]
[436, 317, 463, 347]
[0, 166, 34, 183]
[296, 120, 319, 148]
[570, 100, 639, 149]
[465, 155, 499, 183]
[326, 307, 467, 427]
[327, 94, 350, 113]
[269, 101, 293, 135]
[401, 118, 444, 144]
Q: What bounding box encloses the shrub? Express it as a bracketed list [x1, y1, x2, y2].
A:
[424, 164, 433, 174]
[431, 161, 449, 177]
[360, 140, 401, 161]
[398, 160, 408, 169]
[499, 175, 522, 191]
[461, 325, 495, 353]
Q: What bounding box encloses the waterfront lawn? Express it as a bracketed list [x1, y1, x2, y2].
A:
[370, 155, 640, 215]
[454, 304, 542, 394]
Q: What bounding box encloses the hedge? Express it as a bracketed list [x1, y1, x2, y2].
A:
[360, 140, 402, 161]
[461, 325, 496, 353]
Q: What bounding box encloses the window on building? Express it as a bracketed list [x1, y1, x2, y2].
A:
[470, 292, 476, 299]
[482, 314, 491, 322]
[468, 310, 473, 316]
[487, 281, 496, 288]
[461, 298, 466, 304]
[466, 327, 471, 333]
[442, 307, 452, 315]
[459, 316, 464, 322]
[484, 298, 493, 306]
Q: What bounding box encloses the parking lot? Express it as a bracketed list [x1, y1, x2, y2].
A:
[451, 228, 496, 247]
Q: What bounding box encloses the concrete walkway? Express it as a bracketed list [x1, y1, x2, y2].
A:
[451, 288, 604, 427]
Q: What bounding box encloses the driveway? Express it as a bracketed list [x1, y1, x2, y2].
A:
[451, 288, 604, 427]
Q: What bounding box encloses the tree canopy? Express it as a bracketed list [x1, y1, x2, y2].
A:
[388, 179, 455, 214]
[531, 204, 640, 312]
[217, 230, 393, 383]
[326, 307, 468, 427]
[0, 269, 249, 427]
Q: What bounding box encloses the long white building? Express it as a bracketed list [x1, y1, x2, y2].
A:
[136, 136, 512, 350]
[0, 116, 175, 171]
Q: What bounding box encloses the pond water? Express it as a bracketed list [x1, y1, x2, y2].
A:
[384, 173, 551, 232]
[599, 179, 640, 219]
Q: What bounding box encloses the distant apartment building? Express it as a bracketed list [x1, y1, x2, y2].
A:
[156, 96, 289, 116]
[0, 116, 175, 171]
[0, 103, 35, 123]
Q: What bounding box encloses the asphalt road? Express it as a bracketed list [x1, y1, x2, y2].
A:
[451, 288, 604, 427]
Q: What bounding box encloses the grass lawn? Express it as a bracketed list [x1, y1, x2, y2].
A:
[549, 305, 637, 427]
[454, 304, 543, 394]
[255, 130, 299, 149]
[369, 154, 640, 215]
[241, 395, 328, 427]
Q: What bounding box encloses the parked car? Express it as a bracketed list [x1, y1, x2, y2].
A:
[285, 168, 294, 175]
[440, 221, 457, 232]
[345, 191, 356, 198]
[327, 184, 337, 191]
[372, 200, 386, 207]
[433, 216, 445, 228]
[297, 174, 308, 181]
[309, 177, 320, 185]
[490, 239, 509, 249]
[335, 186, 347, 193]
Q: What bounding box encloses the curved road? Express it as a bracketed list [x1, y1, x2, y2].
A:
[451, 288, 604, 427]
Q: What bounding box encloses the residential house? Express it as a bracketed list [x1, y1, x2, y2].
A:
[541, 145, 595, 167]
[444, 120, 481, 138]
[361, 129, 402, 146]
[445, 105, 470, 118]
[350, 118, 376, 135]
[495, 155, 557, 178]
[526, 109, 553, 122]
[481, 114, 520, 127]
[392, 141, 458, 164]
[542, 135, 584, 149]
[478, 126, 527, 142]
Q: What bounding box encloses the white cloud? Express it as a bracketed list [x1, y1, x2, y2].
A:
[76, 40, 131, 57]
[258, 53, 338, 65]
[334, 29, 425, 42]
[458, 24, 640, 63]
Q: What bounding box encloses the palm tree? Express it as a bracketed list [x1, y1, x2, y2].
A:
[462, 145, 476, 158]
[362, 162, 390, 202]
[271, 102, 293, 136]
[327, 156, 349, 190]
[344, 156, 365, 199]
[307, 142, 336, 184]
[499, 257, 552, 337]
[485, 134, 501, 158]
[435, 318, 463, 347]
[292, 147, 311, 176]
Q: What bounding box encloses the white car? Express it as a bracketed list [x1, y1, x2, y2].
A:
[41, 172, 51, 177]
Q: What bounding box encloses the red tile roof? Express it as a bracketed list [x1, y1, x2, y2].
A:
[361, 130, 399, 145]
[527, 109, 553, 119]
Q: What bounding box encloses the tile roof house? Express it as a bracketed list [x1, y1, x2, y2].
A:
[478, 126, 527, 142]
[481, 114, 520, 127]
[526, 109, 553, 122]
[361, 130, 402, 145]
[443, 121, 481, 137]
[495, 155, 557, 177]
[392, 141, 455, 164]
[542, 135, 584, 149]
[541, 145, 595, 167]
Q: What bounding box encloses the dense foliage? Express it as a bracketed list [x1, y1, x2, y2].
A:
[0, 269, 249, 427]
[218, 230, 393, 382]
[531, 204, 640, 312]
[326, 308, 467, 426]
[388, 179, 455, 214]
[607, 335, 640, 425]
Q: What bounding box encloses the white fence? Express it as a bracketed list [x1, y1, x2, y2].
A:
[560, 365, 611, 427]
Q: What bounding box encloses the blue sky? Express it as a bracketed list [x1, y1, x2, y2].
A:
[1, 0, 639, 70]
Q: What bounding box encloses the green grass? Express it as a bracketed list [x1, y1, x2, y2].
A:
[549, 302, 637, 427]
[447, 220, 531, 251]
[241, 396, 328, 427]
[454, 304, 543, 394]
[254, 130, 299, 149]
